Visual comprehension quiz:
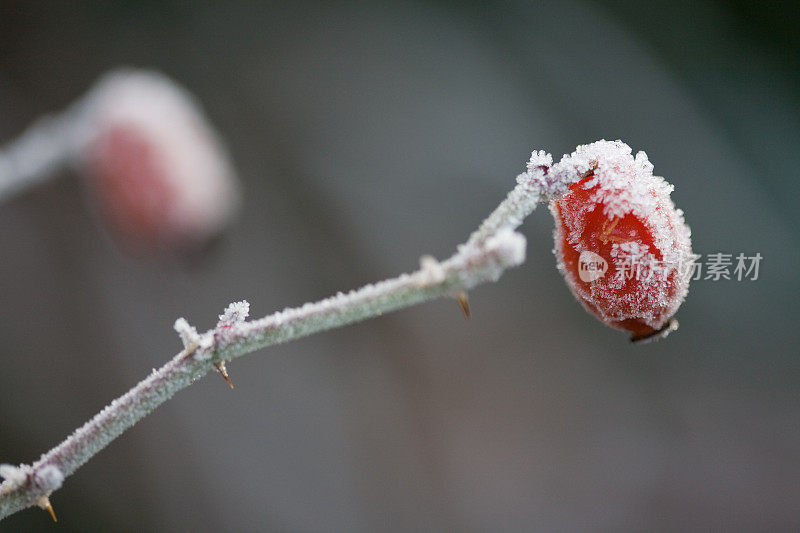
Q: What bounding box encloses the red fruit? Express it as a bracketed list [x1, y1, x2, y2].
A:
[87, 123, 177, 249]
[81, 70, 239, 253]
[549, 141, 693, 342]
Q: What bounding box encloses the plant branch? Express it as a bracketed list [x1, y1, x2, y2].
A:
[0, 149, 565, 521]
[0, 109, 83, 202]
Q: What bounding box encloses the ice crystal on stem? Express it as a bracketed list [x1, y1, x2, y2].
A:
[216, 300, 251, 329]
[0, 464, 62, 494]
[0, 465, 28, 489]
[173, 317, 201, 351]
[211, 300, 250, 388]
[1, 463, 63, 521]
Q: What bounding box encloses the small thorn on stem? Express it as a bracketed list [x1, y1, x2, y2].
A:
[456, 291, 471, 318]
[214, 361, 235, 389]
[38, 496, 57, 522]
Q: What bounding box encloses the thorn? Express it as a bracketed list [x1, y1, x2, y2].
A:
[38, 496, 57, 522]
[214, 361, 235, 389]
[456, 291, 471, 319]
[45, 500, 57, 522]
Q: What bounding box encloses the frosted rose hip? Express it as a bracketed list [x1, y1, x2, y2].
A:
[79, 70, 239, 252]
[549, 140, 693, 341]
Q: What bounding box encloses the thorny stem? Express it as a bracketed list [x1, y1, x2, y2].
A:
[0, 151, 562, 521]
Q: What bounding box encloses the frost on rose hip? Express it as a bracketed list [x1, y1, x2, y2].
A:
[549, 140, 693, 342]
[79, 70, 239, 252]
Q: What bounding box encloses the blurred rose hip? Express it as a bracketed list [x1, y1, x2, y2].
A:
[549, 140, 693, 342]
[80, 70, 239, 253]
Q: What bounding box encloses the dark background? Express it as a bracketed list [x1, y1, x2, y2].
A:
[1, 1, 798, 531]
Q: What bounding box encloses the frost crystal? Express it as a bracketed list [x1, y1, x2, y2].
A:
[486, 228, 527, 269]
[211, 300, 251, 353]
[0, 464, 29, 488]
[34, 465, 63, 491]
[217, 300, 250, 328]
[419, 255, 446, 284]
[173, 317, 200, 350]
[517, 150, 570, 197]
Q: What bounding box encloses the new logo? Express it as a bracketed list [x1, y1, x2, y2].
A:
[578, 250, 608, 282]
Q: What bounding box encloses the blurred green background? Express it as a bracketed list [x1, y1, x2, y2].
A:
[1, 1, 798, 531]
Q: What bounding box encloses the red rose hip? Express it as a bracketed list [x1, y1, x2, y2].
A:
[80, 70, 239, 253]
[549, 140, 693, 342]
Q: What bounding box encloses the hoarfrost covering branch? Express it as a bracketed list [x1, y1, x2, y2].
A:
[0, 148, 571, 522]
